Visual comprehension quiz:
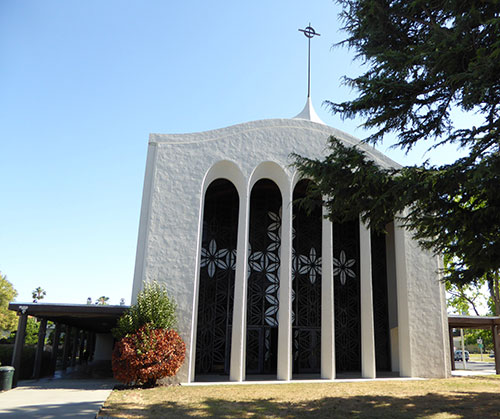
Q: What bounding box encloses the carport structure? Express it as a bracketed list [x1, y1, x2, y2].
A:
[8, 302, 129, 387]
[448, 315, 500, 374]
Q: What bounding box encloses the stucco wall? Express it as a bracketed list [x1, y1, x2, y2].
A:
[403, 229, 451, 378]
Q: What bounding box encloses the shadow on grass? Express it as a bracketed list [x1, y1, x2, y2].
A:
[100, 391, 500, 418]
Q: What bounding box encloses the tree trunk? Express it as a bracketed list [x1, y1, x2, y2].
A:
[493, 271, 500, 316]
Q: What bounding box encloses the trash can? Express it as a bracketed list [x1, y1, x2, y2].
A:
[0, 366, 15, 391]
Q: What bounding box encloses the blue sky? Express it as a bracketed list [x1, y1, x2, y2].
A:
[1, 1, 469, 305]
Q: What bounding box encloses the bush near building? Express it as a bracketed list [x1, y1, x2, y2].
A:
[111, 282, 185, 387]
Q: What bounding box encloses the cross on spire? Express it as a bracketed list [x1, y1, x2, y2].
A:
[298, 24, 321, 98]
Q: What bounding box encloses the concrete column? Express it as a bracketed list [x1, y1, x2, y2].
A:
[277, 193, 292, 380]
[230, 189, 249, 382]
[93, 333, 114, 360]
[71, 328, 79, 367]
[449, 327, 455, 371]
[385, 223, 399, 372]
[89, 332, 96, 361]
[84, 330, 93, 362]
[32, 318, 48, 379]
[61, 325, 71, 370]
[50, 323, 62, 375]
[321, 212, 335, 379]
[11, 310, 28, 388]
[359, 219, 376, 378]
[78, 330, 86, 364]
[393, 218, 413, 377]
[493, 324, 500, 375]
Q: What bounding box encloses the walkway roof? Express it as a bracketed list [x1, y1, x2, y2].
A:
[448, 315, 500, 329]
[8, 302, 129, 333]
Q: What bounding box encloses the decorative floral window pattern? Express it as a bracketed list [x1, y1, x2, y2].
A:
[196, 179, 239, 375]
[292, 179, 322, 374]
[246, 179, 281, 375]
[333, 219, 361, 373]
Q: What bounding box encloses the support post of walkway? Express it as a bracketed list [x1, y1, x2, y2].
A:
[32, 318, 48, 379]
[50, 323, 62, 375]
[449, 326, 455, 371]
[83, 330, 92, 363]
[277, 191, 292, 381]
[71, 328, 79, 367]
[321, 212, 335, 379]
[78, 330, 86, 364]
[493, 324, 500, 375]
[62, 325, 71, 370]
[360, 218, 376, 378]
[11, 309, 28, 388]
[89, 332, 96, 361]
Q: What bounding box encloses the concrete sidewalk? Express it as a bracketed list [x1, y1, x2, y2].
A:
[0, 378, 116, 418]
[451, 360, 497, 377]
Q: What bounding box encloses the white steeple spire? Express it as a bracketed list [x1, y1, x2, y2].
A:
[294, 97, 324, 124]
[293, 24, 325, 124]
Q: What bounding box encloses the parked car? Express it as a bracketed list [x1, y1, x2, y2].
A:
[489, 351, 495, 358]
[454, 350, 470, 361]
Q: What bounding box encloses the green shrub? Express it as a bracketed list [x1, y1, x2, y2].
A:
[111, 282, 185, 386]
[4, 317, 41, 345]
[112, 281, 177, 339]
[0, 344, 52, 379]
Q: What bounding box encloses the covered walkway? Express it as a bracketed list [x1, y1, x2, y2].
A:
[8, 302, 129, 387]
[448, 315, 500, 374]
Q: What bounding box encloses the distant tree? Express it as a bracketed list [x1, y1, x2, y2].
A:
[32, 287, 46, 303]
[465, 329, 493, 351]
[446, 280, 486, 317]
[7, 316, 40, 345]
[96, 296, 110, 305]
[0, 272, 18, 334]
[24, 317, 41, 345]
[445, 254, 500, 316]
[488, 272, 500, 316]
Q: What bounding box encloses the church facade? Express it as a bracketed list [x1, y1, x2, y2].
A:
[131, 105, 451, 383]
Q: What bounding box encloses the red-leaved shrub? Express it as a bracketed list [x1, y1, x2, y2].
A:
[112, 324, 185, 386]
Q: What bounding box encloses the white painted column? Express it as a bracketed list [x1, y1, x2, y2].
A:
[393, 217, 412, 377]
[230, 191, 250, 382]
[277, 194, 292, 380]
[385, 223, 400, 373]
[321, 211, 335, 379]
[359, 218, 376, 378]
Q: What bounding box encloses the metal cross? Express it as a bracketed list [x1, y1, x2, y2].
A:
[298, 24, 321, 98]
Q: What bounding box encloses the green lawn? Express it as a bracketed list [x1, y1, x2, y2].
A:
[99, 376, 500, 418]
[469, 353, 495, 362]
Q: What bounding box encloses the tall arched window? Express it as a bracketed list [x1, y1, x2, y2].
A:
[371, 230, 391, 372]
[246, 179, 282, 375]
[292, 179, 322, 374]
[196, 179, 239, 376]
[333, 219, 361, 373]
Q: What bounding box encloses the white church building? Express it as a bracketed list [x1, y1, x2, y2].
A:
[131, 94, 451, 383]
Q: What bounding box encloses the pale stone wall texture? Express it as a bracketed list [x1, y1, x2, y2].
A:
[132, 117, 450, 382]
